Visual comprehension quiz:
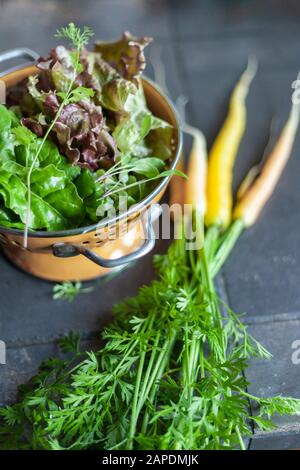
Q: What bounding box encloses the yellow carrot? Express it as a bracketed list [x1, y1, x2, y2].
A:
[184, 124, 207, 215]
[205, 58, 257, 228]
[233, 98, 300, 226]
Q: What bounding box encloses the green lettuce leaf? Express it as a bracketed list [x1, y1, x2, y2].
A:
[0, 170, 68, 230]
[113, 85, 172, 158]
[146, 125, 174, 161]
[100, 77, 136, 113]
[0, 105, 85, 231]
[0, 205, 24, 229]
[130, 157, 165, 178]
[74, 169, 96, 199]
[0, 105, 15, 130]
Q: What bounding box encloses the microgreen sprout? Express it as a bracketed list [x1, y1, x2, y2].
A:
[23, 24, 94, 247]
[53, 281, 94, 302]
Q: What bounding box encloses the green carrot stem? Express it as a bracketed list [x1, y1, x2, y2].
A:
[204, 225, 220, 262]
[203, 247, 227, 360]
[129, 218, 244, 445]
[128, 315, 156, 447]
[128, 348, 146, 448]
[235, 425, 246, 450]
[137, 330, 161, 407]
[140, 332, 177, 434]
[210, 219, 244, 278]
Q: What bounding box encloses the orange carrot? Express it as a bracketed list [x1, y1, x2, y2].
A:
[233, 98, 300, 226]
[169, 151, 186, 210]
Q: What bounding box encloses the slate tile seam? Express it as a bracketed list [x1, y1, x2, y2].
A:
[171, 60, 300, 83]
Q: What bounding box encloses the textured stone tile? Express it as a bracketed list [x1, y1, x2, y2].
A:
[250, 432, 300, 450]
[0, 339, 101, 405]
[0, 0, 171, 56]
[166, 0, 300, 39]
[0, 342, 58, 405]
[0, 237, 170, 345]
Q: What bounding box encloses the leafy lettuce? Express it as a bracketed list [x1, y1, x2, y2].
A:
[0, 105, 174, 231]
[8, 32, 172, 171]
[112, 86, 172, 159]
[0, 105, 84, 231]
[1, 32, 176, 232]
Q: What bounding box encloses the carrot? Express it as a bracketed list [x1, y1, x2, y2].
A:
[169, 124, 207, 245]
[233, 98, 300, 226]
[209, 93, 300, 275]
[205, 58, 257, 228]
[169, 150, 186, 210]
[169, 125, 207, 219]
[236, 118, 278, 200]
[184, 124, 207, 215]
[168, 95, 188, 225]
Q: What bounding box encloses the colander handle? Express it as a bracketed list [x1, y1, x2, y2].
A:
[0, 48, 39, 77]
[52, 205, 161, 269]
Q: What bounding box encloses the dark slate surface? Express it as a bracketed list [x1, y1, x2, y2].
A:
[0, 339, 101, 406]
[166, 0, 300, 39]
[246, 319, 300, 431]
[0, 342, 60, 406]
[0, 0, 172, 51]
[0, 0, 300, 450]
[250, 432, 300, 450]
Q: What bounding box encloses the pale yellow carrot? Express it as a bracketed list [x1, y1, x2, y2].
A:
[184, 124, 207, 216]
[169, 151, 186, 210]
